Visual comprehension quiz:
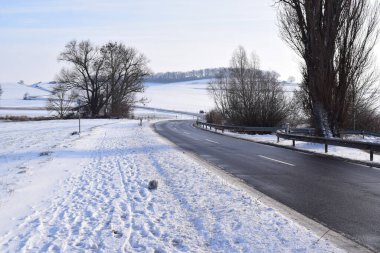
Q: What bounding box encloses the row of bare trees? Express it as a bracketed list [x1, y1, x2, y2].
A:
[208, 46, 290, 127]
[48, 40, 150, 118]
[276, 0, 380, 137]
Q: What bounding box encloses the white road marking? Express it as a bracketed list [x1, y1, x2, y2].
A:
[258, 155, 295, 167]
[206, 139, 219, 144]
[183, 131, 190, 135]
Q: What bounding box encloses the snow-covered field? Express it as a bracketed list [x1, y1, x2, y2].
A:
[139, 80, 214, 114]
[217, 130, 380, 164]
[0, 119, 343, 252]
[0, 82, 53, 117]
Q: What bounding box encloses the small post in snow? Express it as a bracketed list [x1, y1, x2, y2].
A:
[139, 118, 143, 126]
[77, 99, 81, 134]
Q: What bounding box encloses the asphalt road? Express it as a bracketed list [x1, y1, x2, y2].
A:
[155, 120, 380, 252]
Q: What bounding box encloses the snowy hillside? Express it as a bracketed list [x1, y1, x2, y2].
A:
[0, 82, 51, 108]
[0, 82, 53, 117]
[0, 79, 214, 117]
[0, 79, 297, 117]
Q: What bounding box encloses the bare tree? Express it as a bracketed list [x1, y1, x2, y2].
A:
[101, 42, 150, 117]
[46, 83, 78, 118]
[57, 40, 106, 117]
[57, 40, 149, 117]
[209, 46, 290, 127]
[277, 0, 379, 137]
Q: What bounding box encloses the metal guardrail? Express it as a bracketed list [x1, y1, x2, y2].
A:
[276, 131, 380, 161]
[196, 121, 283, 133]
[284, 128, 380, 138]
[196, 121, 380, 162]
[341, 130, 380, 138]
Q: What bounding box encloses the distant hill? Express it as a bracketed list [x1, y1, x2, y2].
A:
[145, 68, 224, 83]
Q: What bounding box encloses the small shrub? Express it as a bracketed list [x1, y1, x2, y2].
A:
[205, 109, 223, 124]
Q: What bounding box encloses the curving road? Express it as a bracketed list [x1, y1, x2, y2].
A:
[155, 120, 380, 252]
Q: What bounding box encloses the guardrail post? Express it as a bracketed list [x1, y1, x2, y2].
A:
[292, 139, 295, 147]
[370, 149, 373, 161]
[222, 127, 224, 133]
[277, 136, 280, 143]
[325, 143, 328, 153]
[362, 131, 365, 139]
[286, 123, 290, 134]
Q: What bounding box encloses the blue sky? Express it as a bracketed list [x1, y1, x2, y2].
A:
[1, 0, 377, 83]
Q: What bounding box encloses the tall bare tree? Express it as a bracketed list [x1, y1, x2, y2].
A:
[101, 42, 150, 117]
[209, 46, 290, 127]
[57, 40, 106, 117]
[277, 0, 379, 137]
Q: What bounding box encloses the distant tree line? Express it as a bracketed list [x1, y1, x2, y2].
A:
[146, 68, 224, 83]
[48, 40, 150, 118]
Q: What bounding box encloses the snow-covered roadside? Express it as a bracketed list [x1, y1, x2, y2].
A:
[221, 131, 380, 164]
[0, 120, 344, 252]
